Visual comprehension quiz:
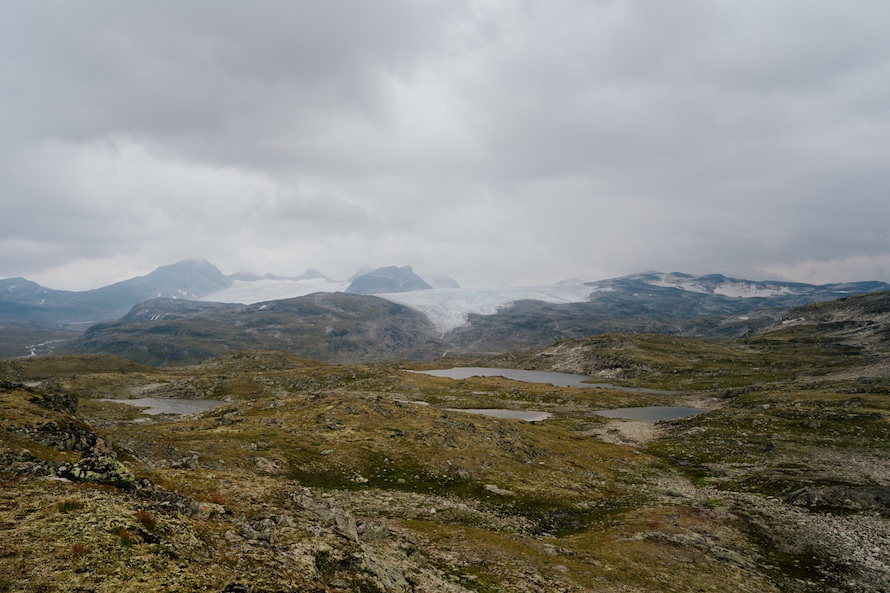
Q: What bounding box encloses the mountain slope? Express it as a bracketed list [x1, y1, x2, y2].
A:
[60, 293, 445, 366]
[0, 260, 230, 324]
[82, 259, 230, 303]
[440, 275, 890, 353]
[750, 291, 890, 352]
[6, 264, 890, 365]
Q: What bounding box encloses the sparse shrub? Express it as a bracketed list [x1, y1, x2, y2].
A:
[112, 527, 137, 547]
[57, 498, 84, 512]
[209, 493, 228, 505]
[70, 543, 92, 557]
[135, 509, 156, 531]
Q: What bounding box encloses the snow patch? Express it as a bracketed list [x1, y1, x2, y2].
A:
[645, 274, 797, 298]
[713, 284, 795, 298]
[655, 280, 711, 294]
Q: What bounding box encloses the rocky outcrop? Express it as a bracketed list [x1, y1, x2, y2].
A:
[56, 439, 135, 490]
[293, 489, 360, 542]
[28, 390, 78, 415]
[784, 485, 890, 513]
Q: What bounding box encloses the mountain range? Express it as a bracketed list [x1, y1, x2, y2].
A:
[2, 260, 888, 364]
[3, 287, 889, 591]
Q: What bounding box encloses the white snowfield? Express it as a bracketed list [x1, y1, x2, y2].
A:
[202, 279, 597, 334]
[201, 278, 350, 303]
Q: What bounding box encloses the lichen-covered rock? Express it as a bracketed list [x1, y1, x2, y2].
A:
[0, 446, 53, 477]
[132, 477, 228, 520]
[56, 439, 135, 489]
[293, 490, 359, 542]
[236, 517, 277, 544]
[361, 550, 409, 591]
[28, 391, 79, 414]
[20, 419, 97, 452]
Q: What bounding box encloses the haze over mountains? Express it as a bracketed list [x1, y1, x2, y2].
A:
[2, 259, 889, 364]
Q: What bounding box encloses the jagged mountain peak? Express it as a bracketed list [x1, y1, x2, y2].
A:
[95, 259, 230, 300]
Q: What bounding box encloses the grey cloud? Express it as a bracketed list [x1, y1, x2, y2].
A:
[2, 0, 889, 288]
[0, 2, 465, 154]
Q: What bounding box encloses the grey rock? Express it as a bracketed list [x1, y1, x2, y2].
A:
[57, 439, 135, 490]
[784, 485, 890, 512]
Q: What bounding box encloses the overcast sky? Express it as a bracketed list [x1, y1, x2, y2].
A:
[2, 1, 889, 290]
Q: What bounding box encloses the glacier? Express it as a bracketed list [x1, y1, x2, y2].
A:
[202, 279, 596, 334]
[367, 285, 596, 334]
[201, 277, 350, 303]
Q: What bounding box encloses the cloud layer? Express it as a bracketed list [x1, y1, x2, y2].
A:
[3, 1, 889, 289]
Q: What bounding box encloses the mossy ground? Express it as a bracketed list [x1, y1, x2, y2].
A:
[2, 336, 888, 592]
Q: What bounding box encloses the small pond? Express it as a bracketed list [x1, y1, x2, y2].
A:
[445, 408, 552, 422]
[412, 367, 674, 394]
[100, 397, 228, 416]
[594, 406, 706, 422]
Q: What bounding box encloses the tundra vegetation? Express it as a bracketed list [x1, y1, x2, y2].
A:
[1, 293, 888, 592]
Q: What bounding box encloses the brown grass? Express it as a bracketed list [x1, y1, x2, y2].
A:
[56, 498, 84, 513]
[70, 543, 92, 557]
[135, 509, 156, 531]
[112, 527, 137, 547]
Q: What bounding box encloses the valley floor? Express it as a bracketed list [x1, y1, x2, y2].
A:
[1, 336, 888, 592]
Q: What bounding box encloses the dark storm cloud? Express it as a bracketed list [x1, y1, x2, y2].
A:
[1, 0, 889, 288]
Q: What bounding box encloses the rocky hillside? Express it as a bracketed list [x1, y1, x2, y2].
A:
[750, 291, 890, 351]
[59, 293, 445, 366]
[5, 262, 890, 365]
[443, 277, 890, 353]
[2, 319, 889, 591]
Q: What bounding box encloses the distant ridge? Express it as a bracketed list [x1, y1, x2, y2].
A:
[345, 265, 433, 295]
[0, 259, 230, 323]
[3, 261, 890, 363]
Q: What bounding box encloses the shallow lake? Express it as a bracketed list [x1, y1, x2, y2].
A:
[412, 367, 674, 394]
[100, 397, 228, 416]
[594, 406, 706, 421]
[445, 408, 552, 422]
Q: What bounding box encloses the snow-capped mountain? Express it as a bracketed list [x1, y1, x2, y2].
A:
[627, 272, 798, 298]
[5, 261, 890, 363]
[612, 271, 888, 301]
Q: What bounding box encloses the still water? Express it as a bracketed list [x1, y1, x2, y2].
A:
[412, 367, 674, 394]
[594, 406, 706, 421]
[100, 397, 228, 415]
[445, 408, 552, 421]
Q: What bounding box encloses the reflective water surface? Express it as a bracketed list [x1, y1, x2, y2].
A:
[445, 408, 552, 421]
[412, 367, 674, 394]
[100, 397, 228, 415]
[594, 406, 706, 421]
